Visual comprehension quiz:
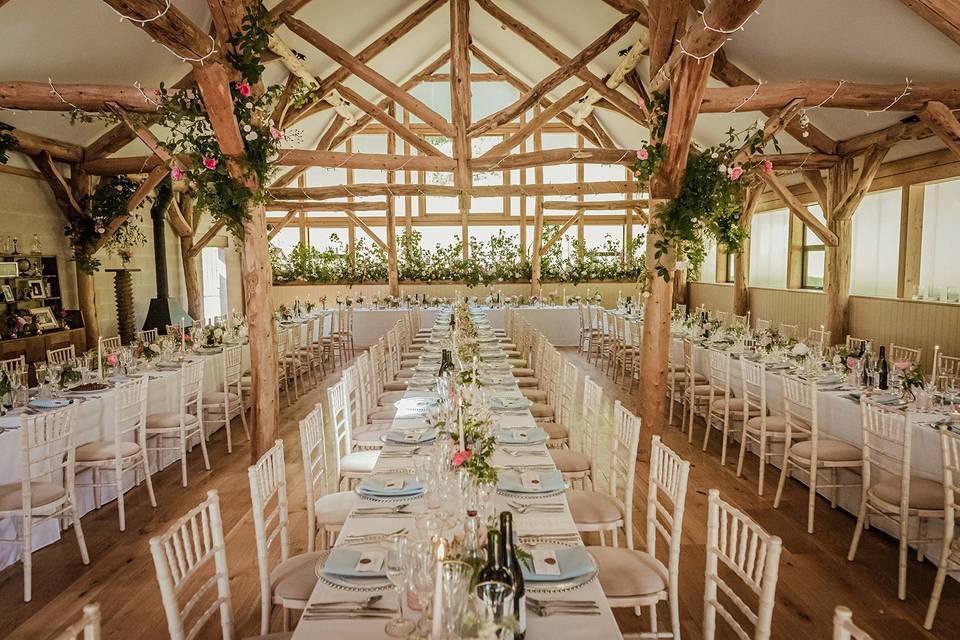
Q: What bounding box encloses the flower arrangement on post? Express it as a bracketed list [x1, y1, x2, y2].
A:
[0, 123, 17, 165]
[64, 175, 146, 273]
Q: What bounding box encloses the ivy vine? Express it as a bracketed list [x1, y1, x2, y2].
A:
[64, 175, 145, 273]
[0, 123, 15, 165]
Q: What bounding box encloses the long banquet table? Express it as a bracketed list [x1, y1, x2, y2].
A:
[292, 308, 622, 639]
[0, 345, 250, 571]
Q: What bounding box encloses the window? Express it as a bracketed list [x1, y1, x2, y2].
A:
[724, 251, 735, 284]
[801, 204, 826, 290]
[850, 189, 901, 297]
[700, 241, 717, 282]
[269, 226, 300, 254]
[749, 209, 789, 288]
[201, 247, 227, 323]
[920, 179, 960, 298]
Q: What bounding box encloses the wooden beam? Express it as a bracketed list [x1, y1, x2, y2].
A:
[276, 149, 455, 171]
[541, 199, 644, 211]
[801, 169, 829, 208]
[269, 200, 386, 211]
[897, 183, 925, 299]
[282, 0, 446, 125]
[758, 153, 839, 170]
[450, 0, 472, 230]
[540, 211, 580, 252]
[899, 0, 960, 47]
[470, 147, 637, 171]
[30, 151, 82, 217]
[126, 163, 168, 212]
[699, 79, 960, 113]
[837, 117, 934, 155]
[268, 0, 314, 19]
[481, 85, 589, 158]
[468, 11, 639, 137]
[343, 209, 387, 250]
[732, 98, 805, 165]
[188, 220, 226, 258]
[475, 0, 647, 126]
[917, 100, 960, 160]
[572, 35, 648, 126]
[193, 64, 245, 156]
[335, 85, 442, 157]
[267, 212, 635, 227]
[270, 113, 345, 188]
[165, 198, 193, 238]
[649, 0, 689, 75]
[760, 171, 838, 245]
[270, 180, 634, 200]
[733, 186, 761, 316]
[9, 128, 82, 163]
[585, 112, 616, 149]
[206, 0, 245, 49]
[283, 14, 455, 137]
[385, 103, 400, 294]
[468, 45, 603, 147]
[100, 0, 220, 65]
[267, 209, 300, 240]
[824, 157, 852, 344]
[423, 73, 505, 82]
[267, 34, 356, 124]
[0, 80, 165, 112]
[834, 144, 891, 220]
[650, 0, 765, 93]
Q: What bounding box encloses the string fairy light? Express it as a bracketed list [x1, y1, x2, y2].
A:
[152, 34, 219, 65]
[810, 79, 847, 109]
[730, 81, 763, 113]
[47, 78, 84, 113]
[109, 0, 171, 25]
[134, 81, 160, 107]
[866, 77, 913, 115]
[700, 6, 761, 34]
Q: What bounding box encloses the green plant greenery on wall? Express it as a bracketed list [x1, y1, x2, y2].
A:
[64, 175, 146, 274]
[0, 123, 16, 165]
[271, 229, 647, 286]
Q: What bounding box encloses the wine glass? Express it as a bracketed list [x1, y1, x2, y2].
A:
[439, 560, 473, 639]
[46, 364, 62, 396]
[407, 539, 437, 635]
[475, 581, 515, 636]
[384, 534, 415, 638]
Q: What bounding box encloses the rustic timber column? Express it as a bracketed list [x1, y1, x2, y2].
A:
[530, 201, 544, 296]
[180, 235, 202, 320]
[450, 0, 472, 261]
[386, 105, 400, 296]
[824, 216, 852, 344]
[77, 271, 100, 348]
[733, 187, 760, 316]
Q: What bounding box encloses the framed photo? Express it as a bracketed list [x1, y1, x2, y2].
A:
[29, 306, 59, 330]
[0, 284, 13, 302]
[27, 279, 44, 299]
[0, 262, 18, 278]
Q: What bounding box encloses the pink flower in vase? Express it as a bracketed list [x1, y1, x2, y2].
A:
[846, 356, 859, 370]
[236, 81, 252, 97]
[762, 159, 774, 175]
[729, 166, 744, 180]
[894, 361, 912, 371]
[636, 147, 649, 161]
[170, 165, 184, 181]
[202, 156, 218, 170]
[452, 449, 473, 467]
[270, 125, 283, 141]
[106, 354, 118, 366]
[183, 333, 191, 342]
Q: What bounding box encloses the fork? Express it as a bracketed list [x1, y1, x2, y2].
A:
[508, 502, 564, 514]
[527, 601, 600, 617]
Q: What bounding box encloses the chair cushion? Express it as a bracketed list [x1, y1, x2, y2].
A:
[588, 546, 668, 599]
[76, 440, 141, 462]
[395, 369, 415, 379]
[667, 371, 706, 383]
[688, 384, 712, 395]
[504, 350, 522, 358]
[0, 481, 66, 511]
[341, 450, 380, 474]
[368, 408, 398, 423]
[203, 391, 241, 410]
[550, 449, 590, 473]
[538, 421, 569, 441]
[383, 381, 408, 391]
[870, 476, 944, 511]
[508, 358, 527, 367]
[789, 439, 861, 463]
[710, 397, 746, 411]
[530, 403, 555, 419]
[146, 412, 199, 430]
[745, 416, 788, 432]
[353, 429, 388, 448]
[400, 359, 420, 368]
[521, 389, 548, 402]
[314, 491, 356, 526]
[270, 551, 325, 603]
[512, 368, 535, 378]
[568, 489, 624, 525]
[379, 391, 407, 405]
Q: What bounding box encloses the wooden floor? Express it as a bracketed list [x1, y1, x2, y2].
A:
[1, 350, 958, 640]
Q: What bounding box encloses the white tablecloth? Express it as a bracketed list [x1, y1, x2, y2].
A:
[293, 308, 621, 639]
[0, 345, 249, 571]
[475, 306, 582, 347]
[350, 308, 439, 347]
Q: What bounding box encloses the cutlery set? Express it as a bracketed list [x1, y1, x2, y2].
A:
[508, 501, 565, 514]
[302, 595, 395, 620]
[527, 597, 600, 617]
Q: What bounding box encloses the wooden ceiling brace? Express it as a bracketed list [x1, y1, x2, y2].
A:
[266, 33, 355, 124]
[801, 169, 829, 209]
[481, 84, 589, 158]
[30, 151, 83, 217]
[760, 171, 838, 245]
[834, 145, 891, 220]
[540, 211, 581, 252]
[101, 0, 221, 65]
[573, 34, 649, 126]
[188, 220, 226, 258]
[267, 209, 300, 240]
[165, 197, 194, 238]
[899, 0, 960, 47]
[343, 210, 388, 250]
[335, 84, 443, 157]
[270, 180, 634, 200]
[732, 98, 805, 165]
[648, 0, 689, 76]
[9, 128, 82, 163]
[917, 100, 960, 160]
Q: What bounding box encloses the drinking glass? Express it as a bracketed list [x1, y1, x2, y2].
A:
[475, 581, 515, 638]
[384, 534, 415, 637]
[408, 539, 437, 634]
[439, 560, 473, 639]
[46, 364, 62, 396]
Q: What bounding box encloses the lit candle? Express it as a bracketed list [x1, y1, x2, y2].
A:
[430, 538, 447, 638]
[562, 287, 566, 304]
[457, 405, 465, 453]
[932, 345, 940, 385]
[180, 318, 186, 355]
[97, 337, 103, 380]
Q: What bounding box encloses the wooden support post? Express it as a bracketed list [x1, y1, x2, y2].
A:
[530, 201, 544, 296]
[451, 0, 472, 260]
[386, 104, 400, 296]
[825, 157, 852, 344]
[897, 183, 925, 299]
[733, 187, 761, 316]
[70, 167, 98, 349]
[175, 198, 203, 322]
[624, 165, 634, 263]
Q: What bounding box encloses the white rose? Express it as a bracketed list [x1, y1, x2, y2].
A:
[214, 328, 224, 339]
[149, 344, 161, 353]
[792, 342, 809, 356]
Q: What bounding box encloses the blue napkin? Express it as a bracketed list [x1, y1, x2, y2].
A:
[498, 470, 564, 493]
[496, 427, 548, 445]
[520, 547, 595, 582]
[357, 474, 423, 497]
[322, 548, 387, 578]
[489, 396, 530, 410]
[384, 428, 437, 444]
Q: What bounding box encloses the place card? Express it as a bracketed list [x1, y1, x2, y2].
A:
[531, 550, 561, 576]
[354, 551, 385, 573]
[520, 472, 542, 490]
[382, 478, 405, 490]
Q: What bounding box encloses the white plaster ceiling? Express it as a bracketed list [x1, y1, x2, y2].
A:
[0, 0, 957, 164]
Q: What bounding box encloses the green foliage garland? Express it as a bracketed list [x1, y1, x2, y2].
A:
[64, 175, 144, 273]
[0, 123, 16, 165]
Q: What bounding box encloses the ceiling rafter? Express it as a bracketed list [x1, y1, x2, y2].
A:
[899, 0, 960, 47]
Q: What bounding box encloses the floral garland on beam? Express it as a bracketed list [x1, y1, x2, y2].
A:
[0, 123, 16, 165]
[632, 92, 778, 281]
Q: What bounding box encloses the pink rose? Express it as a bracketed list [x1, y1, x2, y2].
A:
[270, 125, 283, 141]
[637, 96, 645, 108]
[894, 361, 911, 371]
[202, 156, 217, 170]
[106, 354, 118, 366]
[847, 356, 859, 369]
[636, 147, 649, 161]
[171, 166, 183, 181]
[729, 166, 744, 180]
[452, 450, 472, 467]
[633, 170, 641, 178]
[236, 81, 252, 97]
[184, 333, 191, 341]
[763, 159, 773, 175]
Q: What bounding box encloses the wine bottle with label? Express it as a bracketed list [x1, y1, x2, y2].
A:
[500, 512, 526, 639]
[438, 349, 454, 377]
[878, 345, 889, 390]
[476, 530, 513, 586]
[462, 514, 486, 587]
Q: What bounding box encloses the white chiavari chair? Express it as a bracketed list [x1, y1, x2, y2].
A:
[519, 336, 549, 403]
[587, 305, 607, 366]
[845, 335, 872, 354]
[299, 405, 354, 552]
[529, 344, 559, 423]
[807, 327, 831, 353]
[202, 344, 249, 454]
[0, 354, 27, 381]
[673, 303, 687, 320]
[569, 401, 641, 547]
[550, 361, 591, 480]
[736, 358, 786, 495]
[47, 344, 76, 366]
[703, 349, 751, 466]
[296, 317, 320, 387]
[888, 343, 922, 367]
[703, 489, 783, 640]
[288, 324, 311, 397]
[588, 435, 689, 637]
[613, 315, 634, 384]
[149, 490, 288, 640]
[682, 339, 712, 443]
[135, 328, 158, 343]
[934, 351, 960, 391]
[53, 603, 101, 640]
[276, 327, 294, 405]
[773, 375, 861, 533]
[100, 335, 122, 353]
[716, 310, 729, 326]
[164, 324, 182, 337]
[754, 318, 771, 333]
[1, 404, 88, 602]
[576, 301, 590, 355]
[924, 423, 960, 629]
[604, 313, 624, 377]
[778, 323, 799, 340]
[847, 402, 945, 600]
[666, 338, 702, 426]
[145, 359, 209, 487]
[730, 313, 748, 330]
[833, 606, 873, 640]
[349, 360, 392, 447]
[327, 379, 378, 489]
[248, 440, 321, 634]
[75, 377, 157, 531]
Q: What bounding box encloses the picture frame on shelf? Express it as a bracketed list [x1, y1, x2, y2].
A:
[0, 284, 13, 302]
[0, 261, 18, 278]
[29, 306, 59, 331]
[27, 279, 44, 299]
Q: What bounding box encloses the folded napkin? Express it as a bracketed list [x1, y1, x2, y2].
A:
[489, 396, 530, 410]
[498, 470, 564, 494]
[322, 548, 387, 578]
[520, 547, 594, 582]
[357, 474, 423, 496]
[384, 428, 437, 444]
[496, 427, 548, 444]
